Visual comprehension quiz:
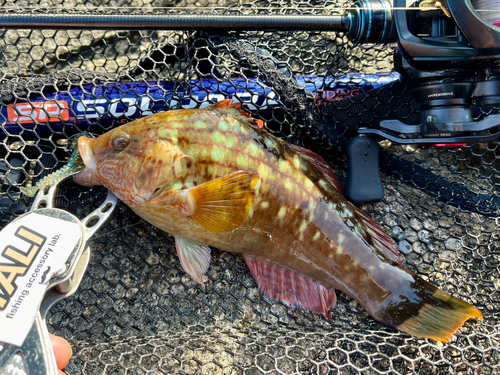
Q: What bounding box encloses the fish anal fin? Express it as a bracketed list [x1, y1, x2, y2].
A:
[355, 208, 401, 265]
[244, 255, 336, 319]
[208, 99, 265, 129]
[188, 171, 259, 233]
[289, 144, 343, 193]
[175, 237, 211, 285]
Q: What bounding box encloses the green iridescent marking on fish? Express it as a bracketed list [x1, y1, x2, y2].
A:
[170, 181, 183, 189]
[247, 142, 260, 156]
[213, 132, 222, 144]
[207, 164, 215, 176]
[218, 121, 229, 131]
[293, 156, 301, 169]
[237, 154, 246, 168]
[299, 220, 308, 234]
[225, 135, 237, 148]
[279, 159, 288, 172]
[278, 206, 286, 219]
[195, 121, 206, 129]
[257, 164, 270, 180]
[19, 134, 85, 197]
[211, 146, 222, 162]
[305, 179, 314, 190]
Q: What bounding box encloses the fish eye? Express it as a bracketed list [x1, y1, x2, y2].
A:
[112, 132, 130, 151]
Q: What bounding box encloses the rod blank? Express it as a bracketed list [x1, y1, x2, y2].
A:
[0, 13, 349, 31]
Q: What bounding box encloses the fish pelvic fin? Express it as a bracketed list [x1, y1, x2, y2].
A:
[244, 255, 336, 319]
[175, 237, 211, 285]
[387, 276, 482, 342]
[188, 171, 259, 233]
[208, 99, 265, 129]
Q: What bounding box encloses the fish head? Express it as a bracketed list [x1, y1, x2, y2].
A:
[73, 122, 185, 206]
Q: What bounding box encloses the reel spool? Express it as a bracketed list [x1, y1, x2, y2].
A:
[471, 0, 500, 26]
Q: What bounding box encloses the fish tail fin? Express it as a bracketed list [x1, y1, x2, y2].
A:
[388, 276, 482, 342]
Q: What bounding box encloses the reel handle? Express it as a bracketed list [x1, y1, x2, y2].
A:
[345, 136, 384, 204]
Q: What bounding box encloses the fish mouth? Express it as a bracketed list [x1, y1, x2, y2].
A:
[72, 136, 97, 186]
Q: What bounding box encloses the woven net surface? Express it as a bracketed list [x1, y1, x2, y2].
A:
[0, 1, 498, 374]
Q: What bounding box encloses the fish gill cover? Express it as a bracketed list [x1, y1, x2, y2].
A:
[0, 0, 498, 374]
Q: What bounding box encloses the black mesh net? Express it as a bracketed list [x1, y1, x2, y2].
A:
[0, 1, 499, 374]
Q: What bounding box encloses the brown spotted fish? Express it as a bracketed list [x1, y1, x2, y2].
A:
[73, 99, 482, 341]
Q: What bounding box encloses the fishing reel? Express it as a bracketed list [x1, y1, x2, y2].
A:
[345, 0, 500, 203]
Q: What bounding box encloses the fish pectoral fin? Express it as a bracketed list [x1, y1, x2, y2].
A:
[175, 237, 211, 285]
[244, 255, 337, 319]
[188, 171, 259, 233]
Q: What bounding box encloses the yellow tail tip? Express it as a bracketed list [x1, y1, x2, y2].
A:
[397, 289, 483, 342]
[429, 306, 483, 342]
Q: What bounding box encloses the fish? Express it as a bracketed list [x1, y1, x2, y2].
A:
[70, 99, 482, 342]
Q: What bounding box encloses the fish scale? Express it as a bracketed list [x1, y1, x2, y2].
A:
[69, 99, 481, 342]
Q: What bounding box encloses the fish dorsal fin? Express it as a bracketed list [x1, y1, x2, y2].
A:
[355, 208, 401, 265]
[289, 144, 343, 193]
[208, 99, 265, 129]
[244, 255, 337, 319]
[175, 237, 211, 285]
[188, 171, 259, 233]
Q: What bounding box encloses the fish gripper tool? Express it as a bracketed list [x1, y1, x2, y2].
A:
[0, 173, 118, 375]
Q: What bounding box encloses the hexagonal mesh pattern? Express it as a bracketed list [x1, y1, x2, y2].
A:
[0, 1, 499, 374]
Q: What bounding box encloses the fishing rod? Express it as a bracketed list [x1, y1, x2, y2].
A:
[0, 1, 409, 35]
[0, 1, 497, 30]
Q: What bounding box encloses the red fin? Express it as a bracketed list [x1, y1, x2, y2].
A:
[208, 99, 265, 128]
[244, 255, 336, 319]
[289, 144, 343, 193]
[355, 208, 401, 265]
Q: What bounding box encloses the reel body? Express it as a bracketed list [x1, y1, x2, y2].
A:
[345, 0, 500, 202]
[359, 0, 500, 145]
